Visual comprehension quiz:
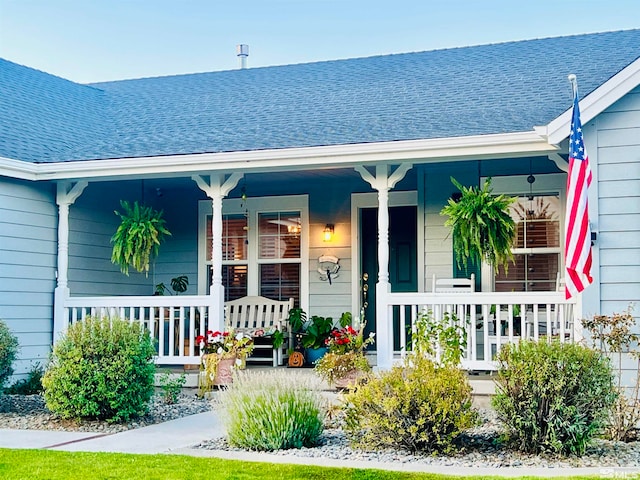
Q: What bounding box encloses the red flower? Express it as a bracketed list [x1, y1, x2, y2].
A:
[325, 324, 374, 354]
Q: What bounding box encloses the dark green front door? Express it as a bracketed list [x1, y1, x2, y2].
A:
[361, 206, 417, 349]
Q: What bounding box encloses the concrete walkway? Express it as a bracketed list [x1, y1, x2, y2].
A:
[1, 410, 637, 478]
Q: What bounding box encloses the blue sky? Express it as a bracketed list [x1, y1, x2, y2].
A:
[1, 0, 639, 83]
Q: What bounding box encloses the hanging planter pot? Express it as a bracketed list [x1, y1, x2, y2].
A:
[440, 177, 517, 272]
[111, 200, 171, 276]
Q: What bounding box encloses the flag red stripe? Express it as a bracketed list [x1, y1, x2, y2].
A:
[564, 94, 593, 300]
[565, 160, 587, 253]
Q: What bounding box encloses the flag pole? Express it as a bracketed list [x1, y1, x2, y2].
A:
[567, 73, 578, 99]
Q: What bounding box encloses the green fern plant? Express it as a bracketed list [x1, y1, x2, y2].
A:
[440, 177, 516, 271]
[111, 200, 171, 276]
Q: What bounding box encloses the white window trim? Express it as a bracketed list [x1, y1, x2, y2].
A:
[198, 195, 309, 311]
[480, 174, 566, 292]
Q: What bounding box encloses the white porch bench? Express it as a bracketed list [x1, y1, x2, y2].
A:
[224, 296, 294, 367]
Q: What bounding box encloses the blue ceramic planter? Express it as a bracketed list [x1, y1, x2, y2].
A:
[305, 347, 328, 365]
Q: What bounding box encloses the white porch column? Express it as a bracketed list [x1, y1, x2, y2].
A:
[355, 163, 411, 370]
[192, 173, 243, 332]
[53, 181, 88, 341]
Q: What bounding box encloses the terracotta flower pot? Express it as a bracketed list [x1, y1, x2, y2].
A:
[200, 354, 237, 393]
[334, 368, 367, 390]
[213, 356, 237, 385]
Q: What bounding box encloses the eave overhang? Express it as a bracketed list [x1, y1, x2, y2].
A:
[0, 130, 557, 182]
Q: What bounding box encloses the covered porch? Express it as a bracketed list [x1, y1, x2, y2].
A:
[51, 152, 577, 371]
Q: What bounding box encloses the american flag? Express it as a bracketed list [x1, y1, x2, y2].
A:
[565, 93, 593, 299]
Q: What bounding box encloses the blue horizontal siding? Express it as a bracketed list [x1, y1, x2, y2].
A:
[0, 178, 56, 380]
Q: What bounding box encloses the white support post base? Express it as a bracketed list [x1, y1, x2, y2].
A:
[375, 282, 393, 370]
[208, 283, 225, 333]
[53, 286, 70, 343]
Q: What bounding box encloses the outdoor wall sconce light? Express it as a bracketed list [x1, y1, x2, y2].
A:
[323, 223, 334, 242]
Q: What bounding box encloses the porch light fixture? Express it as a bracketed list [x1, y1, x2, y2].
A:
[323, 224, 334, 242]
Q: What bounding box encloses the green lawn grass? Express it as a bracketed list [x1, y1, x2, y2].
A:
[0, 448, 598, 480]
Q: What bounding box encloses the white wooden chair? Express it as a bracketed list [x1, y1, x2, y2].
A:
[432, 273, 475, 293]
[225, 296, 294, 366]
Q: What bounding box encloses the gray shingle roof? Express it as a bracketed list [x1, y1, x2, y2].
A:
[0, 59, 111, 163]
[2, 29, 639, 163]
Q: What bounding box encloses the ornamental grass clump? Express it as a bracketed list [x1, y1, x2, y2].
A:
[221, 370, 325, 451]
[492, 339, 616, 456]
[42, 316, 156, 423]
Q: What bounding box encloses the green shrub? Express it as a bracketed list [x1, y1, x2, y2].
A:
[0, 319, 19, 393]
[221, 370, 325, 451]
[5, 362, 44, 395]
[157, 371, 186, 405]
[492, 340, 617, 456]
[42, 316, 156, 422]
[343, 355, 477, 453]
[412, 310, 467, 367]
[582, 306, 640, 442]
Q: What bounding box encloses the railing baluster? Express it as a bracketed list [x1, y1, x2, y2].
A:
[469, 303, 476, 362]
[158, 306, 166, 358]
[558, 304, 566, 341]
[168, 307, 176, 358]
[188, 306, 196, 356]
[399, 305, 407, 357]
[178, 307, 185, 357]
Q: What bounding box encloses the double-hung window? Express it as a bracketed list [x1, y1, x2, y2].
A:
[483, 174, 565, 292]
[198, 195, 308, 306]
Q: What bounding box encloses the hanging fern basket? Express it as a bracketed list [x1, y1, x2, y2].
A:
[111, 200, 171, 276]
[440, 177, 516, 272]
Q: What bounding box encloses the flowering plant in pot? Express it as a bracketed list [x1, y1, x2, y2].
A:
[315, 313, 375, 388]
[196, 330, 254, 395]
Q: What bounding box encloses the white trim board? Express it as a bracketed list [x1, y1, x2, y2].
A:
[544, 58, 640, 145]
[1, 131, 555, 182]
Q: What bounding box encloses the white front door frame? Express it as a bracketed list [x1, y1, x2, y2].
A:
[350, 189, 420, 368]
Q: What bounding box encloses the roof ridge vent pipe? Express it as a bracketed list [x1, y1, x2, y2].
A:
[237, 44, 249, 69]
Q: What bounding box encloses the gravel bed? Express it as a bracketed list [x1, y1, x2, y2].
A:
[2, 393, 639, 468]
[0, 391, 210, 434]
[195, 408, 640, 469]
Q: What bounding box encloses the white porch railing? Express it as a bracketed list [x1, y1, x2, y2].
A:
[63, 295, 218, 365]
[62, 291, 577, 370]
[384, 291, 578, 371]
